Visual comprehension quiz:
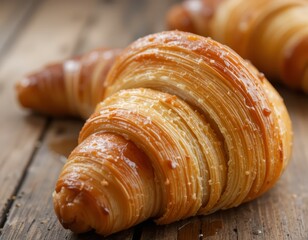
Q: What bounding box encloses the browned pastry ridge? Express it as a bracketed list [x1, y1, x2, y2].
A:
[16, 48, 121, 118]
[35, 31, 294, 236]
[167, 0, 308, 93]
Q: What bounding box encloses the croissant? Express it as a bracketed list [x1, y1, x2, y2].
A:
[51, 31, 292, 236]
[16, 48, 121, 118]
[167, 0, 308, 93]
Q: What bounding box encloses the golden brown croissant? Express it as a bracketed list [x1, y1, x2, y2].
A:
[167, 0, 308, 93]
[52, 31, 293, 236]
[16, 48, 121, 118]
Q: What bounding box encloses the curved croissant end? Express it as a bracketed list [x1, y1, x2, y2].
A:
[16, 48, 121, 118]
[53, 31, 293, 236]
[167, 0, 308, 93]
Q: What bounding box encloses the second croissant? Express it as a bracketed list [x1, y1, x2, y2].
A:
[167, 0, 308, 93]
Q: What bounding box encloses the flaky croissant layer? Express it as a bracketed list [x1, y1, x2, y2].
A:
[52, 31, 292, 236]
[16, 48, 121, 118]
[167, 0, 308, 93]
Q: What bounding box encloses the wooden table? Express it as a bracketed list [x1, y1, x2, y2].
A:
[0, 0, 307, 239]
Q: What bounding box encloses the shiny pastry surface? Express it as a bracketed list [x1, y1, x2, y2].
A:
[167, 0, 308, 93]
[53, 31, 293, 236]
[16, 48, 121, 118]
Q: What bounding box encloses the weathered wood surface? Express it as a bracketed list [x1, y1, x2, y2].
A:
[0, 0, 307, 239]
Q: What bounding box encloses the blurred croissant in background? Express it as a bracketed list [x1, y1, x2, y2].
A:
[16, 30, 293, 235]
[16, 48, 121, 118]
[167, 0, 308, 93]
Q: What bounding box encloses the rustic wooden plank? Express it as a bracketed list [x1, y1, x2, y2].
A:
[125, 0, 182, 39]
[273, 88, 308, 240]
[139, 220, 179, 240]
[0, 0, 41, 62]
[74, 0, 182, 54]
[0, 0, 19, 27]
[0, 0, 48, 227]
[72, 0, 134, 53]
[199, 210, 237, 240]
[0, 0, 98, 231]
[0, 120, 82, 239]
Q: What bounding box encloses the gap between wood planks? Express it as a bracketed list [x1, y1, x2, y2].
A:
[0, 0, 42, 65]
[0, 0, 45, 228]
[0, 119, 51, 231]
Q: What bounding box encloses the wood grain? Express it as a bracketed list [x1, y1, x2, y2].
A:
[0, 0, 41, 62]
[0, 0, 98, 230]
[0, 0, 307, 240]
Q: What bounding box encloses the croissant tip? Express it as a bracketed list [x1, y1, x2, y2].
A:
[53, 187, 93, 234]
[15, 77, 36, 108]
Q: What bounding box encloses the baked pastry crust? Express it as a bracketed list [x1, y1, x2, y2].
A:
[16, 48, 121, 118]
[167, 0, 308, 93]
[52, 31, 292, 235]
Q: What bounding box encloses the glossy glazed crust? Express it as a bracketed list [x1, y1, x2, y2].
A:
[16, 48, 121, 118]
[167, 0, 308, 93]
[53, 31, 292, 236]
